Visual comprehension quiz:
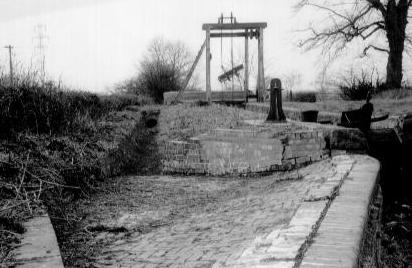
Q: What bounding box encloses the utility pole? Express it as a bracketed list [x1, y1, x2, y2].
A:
[33, 24, 48, 84]
[4, 45, 14, 86]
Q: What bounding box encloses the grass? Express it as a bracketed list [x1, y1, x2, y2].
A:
[0, 83, 150, 137]
[157, 103, 265, 142]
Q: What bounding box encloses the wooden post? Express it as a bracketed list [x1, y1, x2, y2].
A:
[172, 40, 206, 104]
[205, 28, 211, 104]
[244, 29, 249, 102]
[257, 27, 264, 102]
[5, 45, 14, 86]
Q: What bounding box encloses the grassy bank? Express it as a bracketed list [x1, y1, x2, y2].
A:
[0, 79, 151, 266]
[157, 103, 265, 143]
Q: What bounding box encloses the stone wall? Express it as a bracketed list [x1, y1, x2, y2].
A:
[162, 128, 329, 176]
[358, 185, 383, 267]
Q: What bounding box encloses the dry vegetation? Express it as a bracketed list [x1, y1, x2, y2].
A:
[0, 73, 151, 266]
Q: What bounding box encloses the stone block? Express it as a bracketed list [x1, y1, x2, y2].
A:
[296, 156, 310, 165]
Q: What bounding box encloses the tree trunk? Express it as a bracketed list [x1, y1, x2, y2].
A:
[385, 0, 409, 88]
[386, 43, 404, 88]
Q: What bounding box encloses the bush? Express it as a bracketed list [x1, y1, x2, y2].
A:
[0, 74, 142, 138]
[287, 91, 317, 102]
[115, 61, 181, 104]
[139, 62, 181, 103]
[117, 38, 193, 104]
[338, 70, 384, 100]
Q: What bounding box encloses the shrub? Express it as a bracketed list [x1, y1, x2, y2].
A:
[338, 70, 383, 101]
[115, 61, 181, 104]
[117, 38, 194, 104]
[287, 91, 317, 102]
[0, 74, 142, 138]
[138, 62, 181, 103]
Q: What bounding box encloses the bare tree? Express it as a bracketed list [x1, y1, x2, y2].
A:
[296, 0, 412, 88]
[144, 38, 192, 83]
[116, 38, 194, 103]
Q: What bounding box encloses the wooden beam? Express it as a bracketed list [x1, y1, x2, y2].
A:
[244, 29, 249, 101]
[202, 22, 267, 31]
[257, 27, 264, 102]
[206, 29, 211, 104]
[210, 32, 258, 38]
[172, 40, 206, 104]
[218, 64, 244, 82]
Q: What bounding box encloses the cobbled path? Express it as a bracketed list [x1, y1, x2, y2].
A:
[93, 160, 342, 268]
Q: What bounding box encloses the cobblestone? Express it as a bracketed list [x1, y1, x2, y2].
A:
[92, 159, 349, 268]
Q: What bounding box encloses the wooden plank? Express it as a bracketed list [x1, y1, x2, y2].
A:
[172, 40, 206, 104]
[202, 22, 267, 30]
[206, 29, 211, 104]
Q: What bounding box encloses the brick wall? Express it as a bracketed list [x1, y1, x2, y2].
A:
[161, 128, 330, 176]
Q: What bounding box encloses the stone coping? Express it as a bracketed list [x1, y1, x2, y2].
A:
[213, 154, 380, 267]
[245, 103, 342, 124]
[300, 155, 380, 268]
[13, 213, 64, 268]
[245, 102, 404, 131]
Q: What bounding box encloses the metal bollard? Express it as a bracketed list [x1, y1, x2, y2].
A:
[266, 78, 286, 122]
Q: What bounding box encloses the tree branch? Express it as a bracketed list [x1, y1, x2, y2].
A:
[363, 44, 389, 55]
[296, 0, 388, 56]
[366, 0, 387, 16]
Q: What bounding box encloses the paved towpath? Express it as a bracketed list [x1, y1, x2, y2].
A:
[92, 156, 357, 268]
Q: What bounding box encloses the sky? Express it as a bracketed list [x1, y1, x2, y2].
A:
[0, 0, 400, 93]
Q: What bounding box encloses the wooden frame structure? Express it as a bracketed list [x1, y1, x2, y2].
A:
[203, 15, 267, 104]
